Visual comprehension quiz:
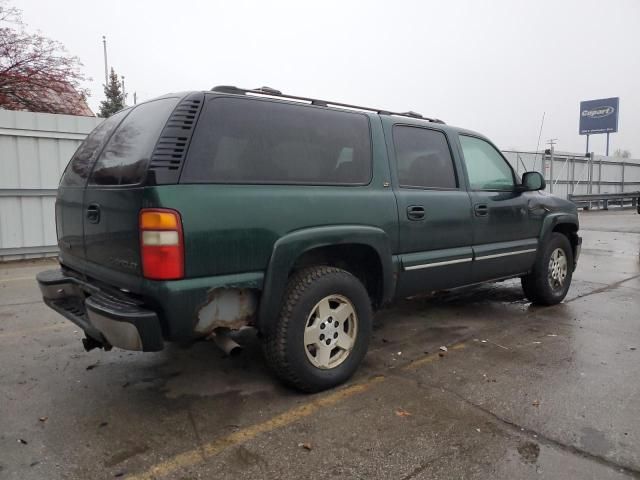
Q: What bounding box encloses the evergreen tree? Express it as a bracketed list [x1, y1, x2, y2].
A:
[98, 68, 125, 117]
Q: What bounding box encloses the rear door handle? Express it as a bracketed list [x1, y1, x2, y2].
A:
[86, 203, 101, 224]
[407, 205, 425, 221]
[474, 203, 488, 217]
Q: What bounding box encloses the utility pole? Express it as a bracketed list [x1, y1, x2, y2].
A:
[546, 139, 557, 193]
[121, 75, 126, 104]
[133, 92, 137, 105]
[585, 134, 590, 156]
[102, 36, 108, 86]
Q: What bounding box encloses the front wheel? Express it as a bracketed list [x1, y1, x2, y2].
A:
[521, 233, 574, 305]
[263, 266, 372, 392]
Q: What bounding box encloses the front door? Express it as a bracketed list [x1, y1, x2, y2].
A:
[389, 124, 474, 297]
[457, 135, 540, 282]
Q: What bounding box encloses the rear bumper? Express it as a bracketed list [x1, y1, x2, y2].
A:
[37, 269, 164, 351]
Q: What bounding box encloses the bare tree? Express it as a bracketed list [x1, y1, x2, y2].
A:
[613, 149, 631, 159]
[0, 0, 90, 114]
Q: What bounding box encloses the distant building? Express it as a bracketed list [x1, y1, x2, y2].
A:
[0, 82, 94, 117]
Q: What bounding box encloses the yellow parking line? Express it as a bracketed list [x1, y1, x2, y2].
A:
[128, 341, 467, 480]
[127, 375, 386, 480]
[403, 342, 465, 371]
[0, 322, 74, 339]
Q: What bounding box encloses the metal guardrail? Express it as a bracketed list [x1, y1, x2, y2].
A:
[568, 191, 640, 213]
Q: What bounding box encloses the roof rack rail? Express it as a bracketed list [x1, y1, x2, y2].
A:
[399, 111, 423, 119]
[210, 85, 445, 124]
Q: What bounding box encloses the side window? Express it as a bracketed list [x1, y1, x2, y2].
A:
[89, 98, 179, 186]
[59, 110, 128, 187]
[393, 126, 457, 189]
[181, 97, 372, 185]
[459, 135, 515, 190]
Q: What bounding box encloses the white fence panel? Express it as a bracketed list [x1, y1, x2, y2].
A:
[0, 109, 102, 261]
[503, 150, 640, 199]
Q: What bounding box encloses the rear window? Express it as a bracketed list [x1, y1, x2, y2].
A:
[393, 126, 457, 189]
[180, 97, 372, 185]
[60, 110, 129, 187]
[89, 98, 179, 186]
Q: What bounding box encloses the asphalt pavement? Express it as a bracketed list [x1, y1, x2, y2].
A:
[1, 209, 639, 479]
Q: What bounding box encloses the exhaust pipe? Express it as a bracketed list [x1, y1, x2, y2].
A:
[213, 328, 243, 356]
[82, 335, 111, 352]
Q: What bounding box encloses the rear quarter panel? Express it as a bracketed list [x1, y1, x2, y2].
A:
[146, 184, 397, 278]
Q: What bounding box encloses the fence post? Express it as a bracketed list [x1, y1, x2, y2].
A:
[549, 146, 554, 194]
[598, 158, 602, 194]
[621, 161, 625, 194]
[570, 156, 575, 194]
[587, 153, 594, 209]
[587, 153, 593, 193]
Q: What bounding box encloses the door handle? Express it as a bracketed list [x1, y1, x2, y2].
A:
[474, 203, 488, 217]
[407, 205, 425, 221]
[86, 203, 101, 224]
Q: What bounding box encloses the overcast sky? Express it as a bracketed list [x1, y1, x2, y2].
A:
[18, 0, 640, 156]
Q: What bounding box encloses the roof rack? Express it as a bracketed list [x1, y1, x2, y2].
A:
[210, 85, 445, 124]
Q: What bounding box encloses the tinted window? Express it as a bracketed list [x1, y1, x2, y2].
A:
[60, 110, 128, 186]
[393, 126, 457, 189]
[181, 97, 372, 185]
[89, 98, 179, 185]
[459, 135, 514, 190]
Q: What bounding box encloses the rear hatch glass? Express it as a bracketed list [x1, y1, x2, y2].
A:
[88, 98, 179, 186]
[57, 110, 129, 261]
[59, 110, 130, 187]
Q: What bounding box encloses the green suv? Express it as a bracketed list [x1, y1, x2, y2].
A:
[38, 86, 581, 392]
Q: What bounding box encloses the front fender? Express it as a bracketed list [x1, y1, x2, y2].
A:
[257, 225, 395, 333]
[539, 211, 579, 241]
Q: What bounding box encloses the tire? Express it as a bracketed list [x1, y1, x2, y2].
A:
[263, 266, 372, 393]
[521, 233, 574, 306]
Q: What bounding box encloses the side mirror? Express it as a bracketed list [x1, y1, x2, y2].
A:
[521, 171, 546, 191]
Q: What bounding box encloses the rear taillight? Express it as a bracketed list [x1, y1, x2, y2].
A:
[139, 209, 184, 280]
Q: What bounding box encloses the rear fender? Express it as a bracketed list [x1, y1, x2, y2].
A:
[257, 225, 395, 333]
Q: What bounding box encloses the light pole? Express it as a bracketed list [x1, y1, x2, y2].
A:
[102, 36, 108, 86]
[546, 139, 557, 193]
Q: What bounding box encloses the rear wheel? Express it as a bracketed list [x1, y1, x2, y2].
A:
[263, 266, 372, 392]
[521, 233, 573, 305]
